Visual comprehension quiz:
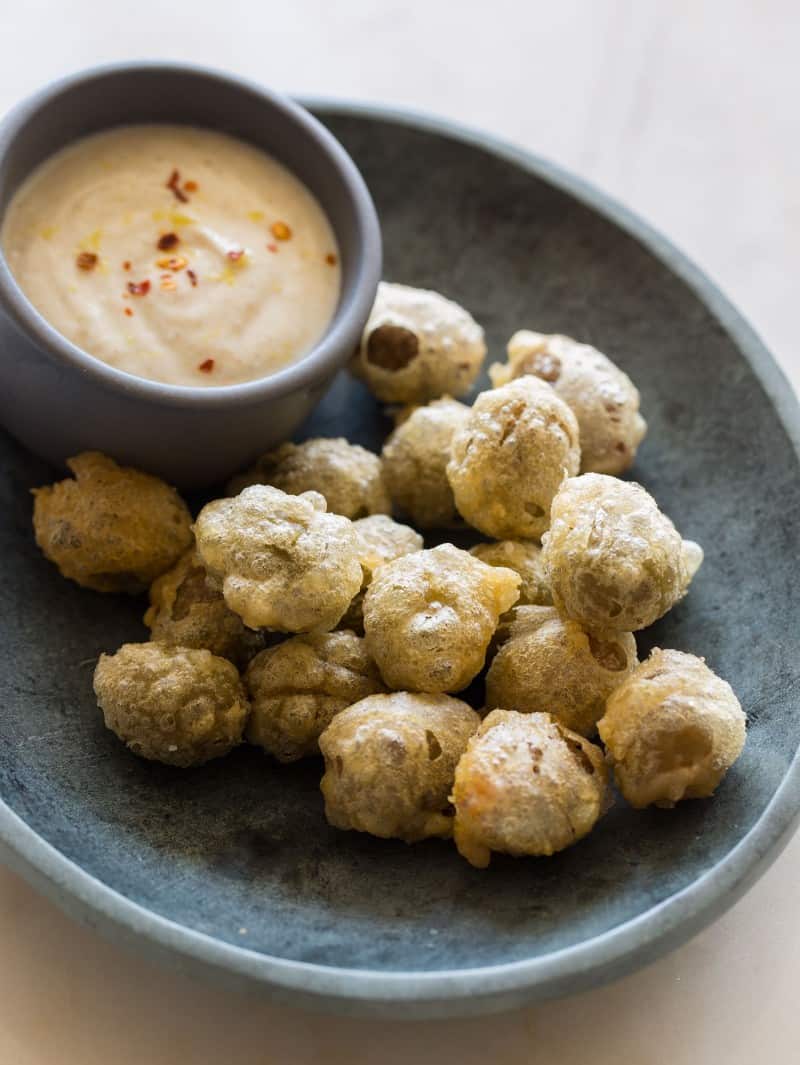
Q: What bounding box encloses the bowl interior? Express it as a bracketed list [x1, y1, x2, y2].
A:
[0, 67, 374, 354]
[1, 109, 799, 985]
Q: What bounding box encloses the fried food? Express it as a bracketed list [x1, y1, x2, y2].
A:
[485, 606, 637, 736]
[227, 437, 390, 519]
[319, 691, 481, 842]
[490, 331, 647, 474]
[451, 709, 609, 867]
[245, 631, 385, 762]
[351, 282, 486, 404]
[93, 643, 249, 767]
[446, 377, 581, 539]
[598, 648, 746, 808]
[381, 397, 470, 528]
[542, 473, 702, 632]
[32, 451, 193, 593]
[363, 543, 520, 692]
[339, 515, 424, 632]
[193, 485, 363, 632]
[469, 540, 552, 607]
[144, 549, 265, 667]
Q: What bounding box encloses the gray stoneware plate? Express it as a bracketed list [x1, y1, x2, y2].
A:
[1, 102, 799, 1019]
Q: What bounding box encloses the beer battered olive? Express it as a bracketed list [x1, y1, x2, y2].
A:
[144, 549, 265, 667]
[319, 692, 481, 843]
[485, 606, 637, 736]
[351, 282, 486, 404]
[447, 377, 581, 540]
[32, 451, 193, 594]
[194, 485, 363, 632]
[227, 437, 390, 520]
[381, 397, 470, 528]
[451, 709, 609, 868]
[245, 631, 385, 762]
[491, 331, 647, 474]
[363, 544, 520, 692]
[542, 473, 702, 632]
[598, 648, 746, 808]
[93, 643, 249, 768]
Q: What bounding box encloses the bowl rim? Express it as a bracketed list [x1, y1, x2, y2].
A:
[1, 97, 799, 1018]
[0, 64, 382, 410]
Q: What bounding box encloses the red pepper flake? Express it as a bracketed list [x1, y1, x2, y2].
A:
[266, 242, 278, 253]
[198, 358, 215, 373]
[227, 249, 245, 262]
[122, 260, 131, 271]
[186, 269, 198, 287]
[124, 307, 134, 317]
[325, 252, 338, 266]
[270, 220, 292, 241]
[166, 169, 188, 203]
[76, 251, 98, 271]
[184, 180, 198, 193]
[157, 232, 179, 251]
[127, 279, 151, 296]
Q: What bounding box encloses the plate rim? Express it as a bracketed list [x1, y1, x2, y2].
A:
[1, 97, 799, 1018]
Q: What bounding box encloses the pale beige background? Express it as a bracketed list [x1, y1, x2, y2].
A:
[1, 1, 798, 1062]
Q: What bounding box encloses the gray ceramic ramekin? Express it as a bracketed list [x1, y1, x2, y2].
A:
[0, 63, 382, 488]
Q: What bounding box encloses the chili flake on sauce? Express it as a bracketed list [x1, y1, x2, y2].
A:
[157, 232, 179, 251]
[198, 358, 215, 373]
[271, 221, 291, 241]
[166, 169, 189, 203]
[76, 251, 98, 271]
[127, 279, 151, 296]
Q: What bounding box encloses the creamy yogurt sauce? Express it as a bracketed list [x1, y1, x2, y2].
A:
[1, 125, 341, 386]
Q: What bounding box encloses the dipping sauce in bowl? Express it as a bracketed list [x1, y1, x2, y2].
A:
[1, 124, 342, 386]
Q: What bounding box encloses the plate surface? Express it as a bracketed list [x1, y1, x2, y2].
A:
[1, 103, 799, 1018]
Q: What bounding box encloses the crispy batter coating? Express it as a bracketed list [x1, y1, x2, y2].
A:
[451, 709, 609, 867]
[485, 606, 637, 736]
[598, 648, 746, 808]
[469, 540, 552, 607]
[490, 331, 647, 474]
[542, 473, 702, 632]
[319, 692, 481, 842]
[339, 515, 424, 632]
[144, 549, 265, 667]
[32, 451, 193, 594]
[93, 643, 249, 767]
[245, 631, 385, 762]
[363, 544, 520, 692]
[447, 377, 581, 539]
[193, 485, 363, 632]
[227, 438, 390, 519]
[351, 282, 486, 404]
[381, 397, 470, 528]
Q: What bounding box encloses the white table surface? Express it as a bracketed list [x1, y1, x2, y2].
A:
[1, 2, 798, 1061]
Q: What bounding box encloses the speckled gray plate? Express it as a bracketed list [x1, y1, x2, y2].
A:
[1, 103, 799, 1019]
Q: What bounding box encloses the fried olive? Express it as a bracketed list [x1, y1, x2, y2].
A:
[451, 709, 609, 867]
[363, 544, 520, 692]
[447, 377, 581, 539]
[381, 397, 470, 528]
[227, 437, 390, 519]
[245, 631, 385, 762]
[93, 643, 249, 767]
[490, 331, 647, 474]
[32, 451, 193, 594]
[144, 549, 265, 667]
[193, 485, 363, 632]
[485, 606, 637, 736]
[542, 473, 702, 632]
[469, 540, 552, 607]
[319, 692, 481, 842]
[339, 515, 424, 633]
[598, 648, 746, 808]
[351, 282, 486, 404]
